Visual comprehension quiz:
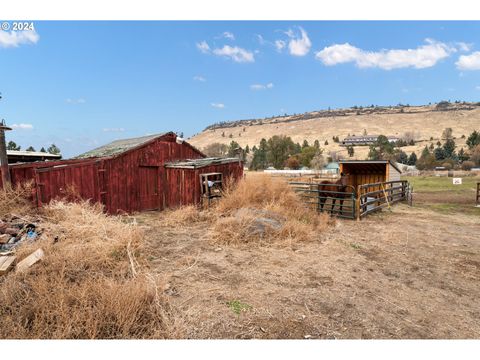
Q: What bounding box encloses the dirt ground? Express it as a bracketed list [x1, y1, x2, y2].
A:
[138, 186, 480, 339]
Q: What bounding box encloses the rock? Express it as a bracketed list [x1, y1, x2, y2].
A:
[249, 217, 283, 236]
[234, 208, 285, 237]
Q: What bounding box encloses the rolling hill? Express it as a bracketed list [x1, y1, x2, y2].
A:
[188, 102, 480, 160]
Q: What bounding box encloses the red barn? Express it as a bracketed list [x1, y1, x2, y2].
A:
[0, 132, 243, 213]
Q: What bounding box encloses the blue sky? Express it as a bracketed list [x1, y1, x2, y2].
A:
[1, 21, 480, 157]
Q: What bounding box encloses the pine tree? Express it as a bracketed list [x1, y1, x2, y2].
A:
[7, 141, 20, 151]
[227, 141, 240, 157]
[433, 147, 446, 161]
[466, 130, 480, 149]
[250, 138, 268, 170]
[421, 146, 430, 157]
[26, 146, 36, 152]
[407, 152, 417, 166]
[458, 148, 468, 162]
[442, 138, 456, 159]
[47, 144, 61, 155]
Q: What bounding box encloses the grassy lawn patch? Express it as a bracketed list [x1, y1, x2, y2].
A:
[404, 176, 479, 193]
[403, 175, 480, 215]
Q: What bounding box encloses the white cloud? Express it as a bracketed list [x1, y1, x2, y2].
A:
[222, 32, 235, 40]
[193, 75, 206, 82]
[475, 86, 480, 91]
[196, 41, 210, 54]
[198, 37, 254, 63]
[457, 42, 473, 52]
[456, 51, 480, 70]
[11, 123, 33, 130]
[315, 39, 455, 70]
[286, 27, 311, 56]
[103, 128, 125, 132]
[212, 45, 255, 63]
[211, 103, 225, 109]
[275, 40, 286, 52]
[66, 98, 86, 104]
[0, 30, 39, 48]
[256, 34, 266, 45]
[250, 82, 274, 90]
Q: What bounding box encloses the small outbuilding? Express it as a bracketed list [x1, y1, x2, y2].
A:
[1, 132, 243, 213]
[324, 161, 340, 174]
[339, 160, 402, 190]
[7, 150, 62, 164]
[165, 157, 243, 207]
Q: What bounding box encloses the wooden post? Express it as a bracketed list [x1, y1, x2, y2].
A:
[477, 182, 480, 206]
[0, 121, 12, 189]
[356, 185, 361, 221]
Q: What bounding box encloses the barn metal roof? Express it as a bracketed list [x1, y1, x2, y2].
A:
[339, 160, 401, 173]
[75, 133, 168, 159]
[165, 157, 241, 169]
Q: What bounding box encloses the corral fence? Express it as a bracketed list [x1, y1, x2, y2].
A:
[289, 182, 357, 219]
[289, 180, 412, 220]
[357, 180, 411, 218]
[476, 182, 480, 207]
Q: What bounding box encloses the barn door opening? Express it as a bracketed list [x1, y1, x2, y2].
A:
[139, 166, 160, 211]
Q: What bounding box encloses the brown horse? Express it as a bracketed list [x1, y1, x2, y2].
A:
[317, 173, 350, 215]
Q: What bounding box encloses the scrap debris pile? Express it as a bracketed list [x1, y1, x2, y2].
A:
[0, 214, 44, 275]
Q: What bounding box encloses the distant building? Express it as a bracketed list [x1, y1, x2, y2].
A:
[7, 150, 62, 164]
[341, 135, 400, 146]
[324, 161, 339, 174]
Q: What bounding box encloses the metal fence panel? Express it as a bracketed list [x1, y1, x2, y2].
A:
[289, 181, 357, 219]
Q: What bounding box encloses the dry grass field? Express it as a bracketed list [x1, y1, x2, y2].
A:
[1, 173, 479, 339]
[189, 104, 480, 159]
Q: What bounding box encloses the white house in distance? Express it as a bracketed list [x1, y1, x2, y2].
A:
[341, 135, 400, 146]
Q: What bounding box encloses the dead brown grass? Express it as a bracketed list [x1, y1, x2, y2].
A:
[210, 174, 331, 245]
[0, 181, 35, 218]
[158, 205, 213, 227]
[0, 200, 177, 339]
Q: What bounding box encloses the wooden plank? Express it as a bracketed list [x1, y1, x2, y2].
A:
[0, 255, 16, 275]
[16, 248, 44, 273]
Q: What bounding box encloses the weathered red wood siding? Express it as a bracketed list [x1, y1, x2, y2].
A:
[165, 161, 244, 208]
[0, 133, 242, 213]
[103, 134, 204, 213]
[0, 159, 90, 189]
[35, 160, 103, 206]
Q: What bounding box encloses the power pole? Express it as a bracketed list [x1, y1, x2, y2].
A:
[0, 119, 12, 188]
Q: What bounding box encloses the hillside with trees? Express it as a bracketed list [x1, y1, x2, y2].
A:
[190, 101, 480, 163]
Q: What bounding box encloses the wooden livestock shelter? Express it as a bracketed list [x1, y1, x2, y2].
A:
[338, 160, 408, 218]
[0, 132, 243, 213]
[165, 158, 244, 207]
[338, 160, 401, 189]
